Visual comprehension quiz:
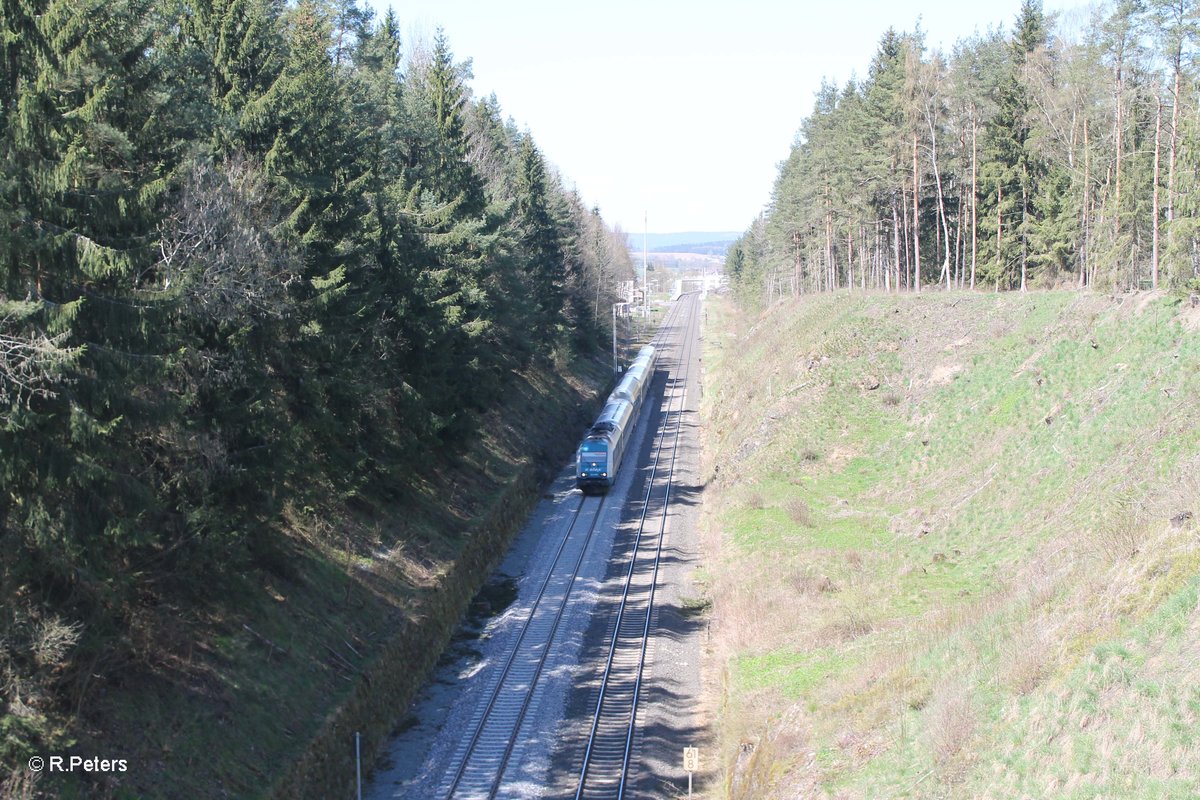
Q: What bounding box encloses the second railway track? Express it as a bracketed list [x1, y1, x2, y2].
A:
[573, 293, 701, 799]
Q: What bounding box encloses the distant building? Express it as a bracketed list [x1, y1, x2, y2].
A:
[619, 279, 637, 305]
[673, 271, 725, 299]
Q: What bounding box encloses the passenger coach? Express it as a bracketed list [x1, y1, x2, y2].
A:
[576, 345, 657, 492]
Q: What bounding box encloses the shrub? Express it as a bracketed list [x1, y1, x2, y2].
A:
[784, 498, 815, 528]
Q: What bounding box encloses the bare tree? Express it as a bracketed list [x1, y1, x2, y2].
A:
[154, 157, 296, 325]
[903, 40, 926, 292]
[918, 52, 955, 289]
[0, 302, 76, 422]
[1147, 0, 1200, 282]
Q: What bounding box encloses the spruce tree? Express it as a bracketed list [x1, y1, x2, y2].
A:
[176, 0, 287, 156]
[399, 30, 514, 421]
[514, 136, 564, 352]
[864, 29, 914, 289]
[981, 0, 1048, 289]
[0, 0, 185, 575]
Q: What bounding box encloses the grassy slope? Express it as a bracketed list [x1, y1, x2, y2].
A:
[700, 291, 1200, 799]
[23, 355, 608, 799]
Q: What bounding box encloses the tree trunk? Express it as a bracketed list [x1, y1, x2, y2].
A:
[1020, 180, 1028, 292]
[971, 112, 978, 290]
[860, 226, 867, 291]
[899, 192, 909, 290]
[879, 220, 888, 292]
[824, 197, 834, 293]
[997, 182, 1003, 284]
[1114, 58, 1124, 239]
[912, 131, 921, 293]
[1082, 119, 1091, 288]
[926, 109, 953, 291]
[956, 121, 966, 288]
[1168, 64, 1180, 222]
[846, 225, 854, 292]
[1152, 95, 1162, 289]
[1167, 61, 1180, 281]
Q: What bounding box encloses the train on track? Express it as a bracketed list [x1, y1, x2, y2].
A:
[576, 344, 658, 493]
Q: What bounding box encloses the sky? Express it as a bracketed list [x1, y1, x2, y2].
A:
[369, 0, 1087, 234]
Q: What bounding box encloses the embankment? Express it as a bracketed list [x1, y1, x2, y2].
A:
[35, 356, 608, 799]
[700, 291, 1200, 798]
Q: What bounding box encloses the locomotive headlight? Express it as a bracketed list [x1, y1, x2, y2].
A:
[601, 472, 607, 477]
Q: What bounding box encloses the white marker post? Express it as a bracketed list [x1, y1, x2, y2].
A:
[683, 746, 699, 797]
[355, 731, 362, 800]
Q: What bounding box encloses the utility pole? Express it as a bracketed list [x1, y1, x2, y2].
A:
[612, 303, 619, 373]
[643, 211, 649, 320]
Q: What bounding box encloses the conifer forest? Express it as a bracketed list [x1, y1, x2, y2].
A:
[728, 0, 1200, 302]
[0, 0, 633, 775]
[9, 0, 1200, 793]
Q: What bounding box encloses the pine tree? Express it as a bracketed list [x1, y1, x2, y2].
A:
[1146, 0, 1200, 285]
[864, 28, 914, 290]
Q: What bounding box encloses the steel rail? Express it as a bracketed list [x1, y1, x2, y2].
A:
[573, 293, 699, 799]
[442, 491, 607, 798]
[441, 296, 690, 799]
[616, 295, 700, 798]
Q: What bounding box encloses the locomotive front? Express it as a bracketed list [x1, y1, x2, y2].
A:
[576, 434, 612, 491]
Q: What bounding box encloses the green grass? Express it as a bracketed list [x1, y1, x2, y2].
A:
[702, 291, 1200, 799]
[733, 647, 853, 700]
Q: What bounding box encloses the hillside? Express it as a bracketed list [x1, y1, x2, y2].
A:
[700, 291, 1200, 798]
[6, 356, 608, 799]
[649, 241, 733, 257]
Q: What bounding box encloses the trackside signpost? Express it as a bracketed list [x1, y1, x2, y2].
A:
[683, 746, 699, 796]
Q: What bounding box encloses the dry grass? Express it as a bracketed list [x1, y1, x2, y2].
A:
[998, 618, 1054, 694]
[792, 567, 839, 597]
[711, 554, 835, 654]
[783, 497, 815, 528]
[725, 706, 819, 800]
[927, 680, 978, 778]
[701, 291, 1200, 799]
[818, 607, 874, 644]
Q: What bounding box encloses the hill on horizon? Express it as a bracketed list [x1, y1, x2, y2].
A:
[626, 231, 740, 251]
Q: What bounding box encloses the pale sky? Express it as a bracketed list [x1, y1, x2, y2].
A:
[371, 0, 1086, 234]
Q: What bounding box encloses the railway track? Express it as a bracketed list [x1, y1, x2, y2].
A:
[573, 293, 700, 799]
[438, 491, 608, 799]
[435, 296, 694, 799]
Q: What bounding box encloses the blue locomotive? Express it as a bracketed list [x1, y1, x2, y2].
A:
[576, 345, 658, 492]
